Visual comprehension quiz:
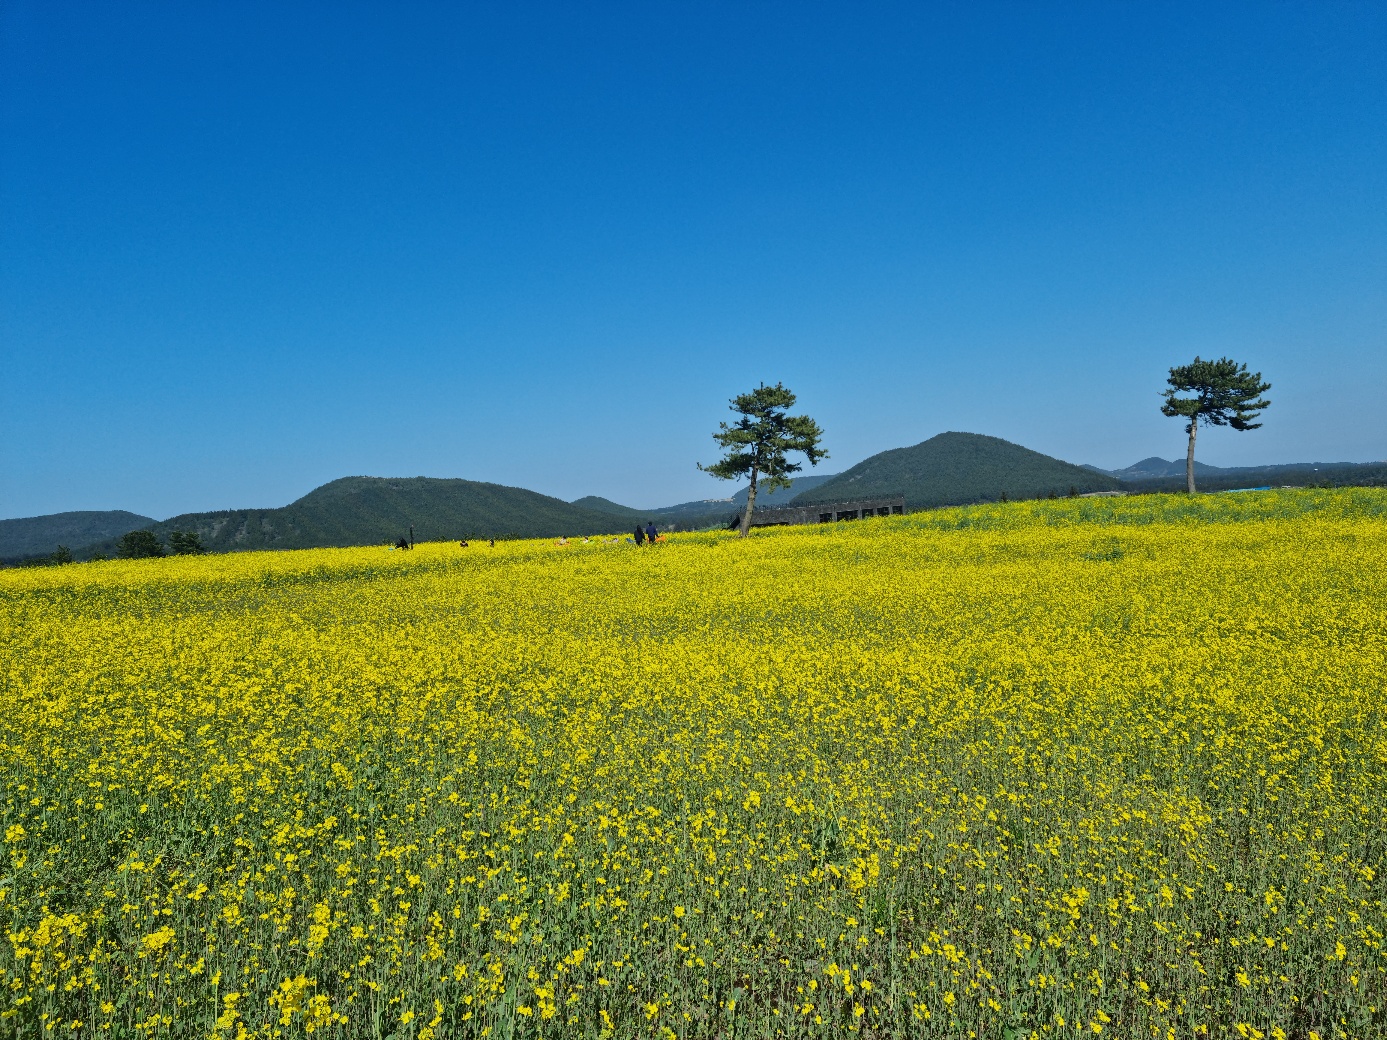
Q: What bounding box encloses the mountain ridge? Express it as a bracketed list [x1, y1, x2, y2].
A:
[1084, 456, 1387, 488]
[7, 437, 1385, 564]
[0, 510, 157, 561]
[36, 477, 640, 562]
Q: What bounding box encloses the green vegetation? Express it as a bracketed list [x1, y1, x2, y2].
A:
[73, 478, 643, 559]
[6, 545, 75, 569]
[116, 530, 165, 559]
[167, 530, 208, 555]
[699, 382, 828, 536]
[1100, 459, 1387, 493]
[1161, 356, 1272, 493]
[4, 489, 1384, 1035]
[0, 510, 154, 563]
[793, 431, 1121, 510]
[569, 496, 645, 521]
[571, 475, 839, 533]
[9, 431, 1382, 566]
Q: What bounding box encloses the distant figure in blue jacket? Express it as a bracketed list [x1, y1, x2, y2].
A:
[645, 522, 658, 544]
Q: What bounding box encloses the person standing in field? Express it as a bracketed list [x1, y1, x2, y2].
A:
[645, 522, 658, 544]
[633, 524, 645, 545]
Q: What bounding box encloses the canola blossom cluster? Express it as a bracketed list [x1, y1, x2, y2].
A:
[2, 489, 1385, 1038]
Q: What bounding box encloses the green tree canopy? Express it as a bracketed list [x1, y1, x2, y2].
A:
[1160, 356, 1271, 493]
[698, 382, 827, 537]
[116, 530, 165, 559]
[168, 530, 208, 555]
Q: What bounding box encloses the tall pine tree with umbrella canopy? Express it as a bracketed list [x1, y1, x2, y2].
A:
[1161, 356, 1271, 493]
[699, 382, 828, 537]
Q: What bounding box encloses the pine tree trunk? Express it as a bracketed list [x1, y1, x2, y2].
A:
[1185, 418, 1198, 494]
[739, 468, 759, 538]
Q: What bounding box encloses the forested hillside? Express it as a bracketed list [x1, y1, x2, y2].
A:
[70, 478, 637, 558]
[793, 432, 1120, 509]
[0, 510, 155, 563]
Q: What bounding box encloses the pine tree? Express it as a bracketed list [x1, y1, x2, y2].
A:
[1161, 357, 1271, 493]
[168, 530, 208, 555]
[116, 530, 165, 559]
[699, 383, 827, 537]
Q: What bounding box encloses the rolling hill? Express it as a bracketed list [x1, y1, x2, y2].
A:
[0, 510, 155, 562]
[1085, 456, 1387, 491]
[11, 437, 1384, 565]
[572, 472, 840, 530]
[65, 477, 640, 560]
[791, 432, 1121, 509]
[1085, 457, 1225, 481]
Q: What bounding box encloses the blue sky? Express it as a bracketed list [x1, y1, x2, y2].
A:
[3, 2, 1384, 519]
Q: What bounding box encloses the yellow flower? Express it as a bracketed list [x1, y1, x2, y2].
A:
[2, 488, 1384, 1035]
[140, 926, 175, 955]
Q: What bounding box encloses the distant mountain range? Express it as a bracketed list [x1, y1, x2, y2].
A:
[4, 433, 1384, 564]
[1082, 456, 1387, 490]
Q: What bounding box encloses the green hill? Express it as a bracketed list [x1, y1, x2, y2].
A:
[573, 472, 840, 531]
[730, 472, 837, 505]
[0, 510, 155, 563]
[792, 432, 1121, 510]
[69, 477, 637, 558]
[38, 439, 1383, 563]
[570, 496, 647, 521]
[1091, 457, 1387, 492]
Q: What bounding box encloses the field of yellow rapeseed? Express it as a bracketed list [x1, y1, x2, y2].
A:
[2, 489, 1385, 1038]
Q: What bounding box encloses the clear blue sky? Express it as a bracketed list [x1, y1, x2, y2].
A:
[3, 2, 1384, 520]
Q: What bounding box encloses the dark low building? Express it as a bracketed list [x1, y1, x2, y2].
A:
[731, 496, 906, 529]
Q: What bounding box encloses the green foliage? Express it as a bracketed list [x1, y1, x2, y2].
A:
[8, 545, 74, 569]
[1161, 356, 1271, 493]
[167, 530, 207, 555]
[101, 478, 646, 557]
[0, 510, 155, 562]
[698, 382, 828, 492]
[568, 496, 645, 521]
[699, 382, 827, 534]
[1160, 356, 1271, 431]
[573, 474, 844, 533]
[793, 432, 1121, 510]
[115, 530, 165, 559]
[1110, 460, 1387, 494]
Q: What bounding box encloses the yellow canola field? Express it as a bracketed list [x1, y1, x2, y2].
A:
[2, 490, 1385, 1039]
